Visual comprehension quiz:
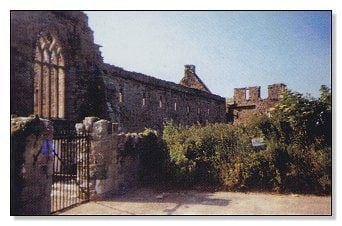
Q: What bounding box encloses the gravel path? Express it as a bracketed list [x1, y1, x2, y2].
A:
[59, 188, 331, 215]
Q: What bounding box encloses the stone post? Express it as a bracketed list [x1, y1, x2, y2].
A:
[92, 119, 118, 197]
[79, 118, 118, 198]
[11, 116, 54, 215]
[77, 117, 141, 199]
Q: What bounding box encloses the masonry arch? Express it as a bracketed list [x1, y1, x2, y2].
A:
[34, 33, 65, 118]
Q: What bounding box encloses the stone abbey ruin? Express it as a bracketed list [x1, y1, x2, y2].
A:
[11, 11, 286, 130]
[11, 11, 289, 215]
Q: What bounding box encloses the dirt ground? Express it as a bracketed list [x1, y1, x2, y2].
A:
[59, 187, 331, 215]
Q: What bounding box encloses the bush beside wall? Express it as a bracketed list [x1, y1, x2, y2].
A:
[160, 87, 331, 194]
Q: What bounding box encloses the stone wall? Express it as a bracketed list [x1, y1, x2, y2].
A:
[11, 116, 54, 215]
[102, 64, 226, 132]
[228, 83, 286, 124]
[77, 117, 141, 198]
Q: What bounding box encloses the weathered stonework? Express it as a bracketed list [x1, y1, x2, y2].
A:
[79, 118, 141, 198]
[227, 83, 286, 124]
[101, 63, 226, 132]
[11, 116, 54, 215]
[11, 11, 104, 121]
[11, 11, 226, 132]
[179, 65, 211, 93]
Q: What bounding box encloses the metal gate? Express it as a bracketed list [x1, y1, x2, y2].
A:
[50, 129, 90, 214]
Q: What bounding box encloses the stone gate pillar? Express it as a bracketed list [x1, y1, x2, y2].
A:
[11, 116, 54, 215]
[77, 117, 119, 198]
[76, 117, 141, 199]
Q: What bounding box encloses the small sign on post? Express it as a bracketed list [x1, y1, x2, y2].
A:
[251, 137, 266, 149]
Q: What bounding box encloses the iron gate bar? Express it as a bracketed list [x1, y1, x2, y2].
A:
[51, 130, 90, 214]
[87, 136, 90, 200]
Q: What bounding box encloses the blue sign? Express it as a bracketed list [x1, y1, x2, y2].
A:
[41, 140, 55, 157]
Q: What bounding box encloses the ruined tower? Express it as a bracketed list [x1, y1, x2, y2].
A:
[228, 83, 287, 124]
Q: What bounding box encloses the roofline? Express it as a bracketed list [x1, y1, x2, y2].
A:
[101, 63, 224, 102]
[190, 72, 211, 93]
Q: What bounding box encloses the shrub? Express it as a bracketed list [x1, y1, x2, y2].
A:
[162, 122, 258, 187]
[138, 129, 169, 185]
[220, 150, 277, 192]
[143, 86, 332, 194]
[161, 112, 331, 194]
[280, 144, 332, 194]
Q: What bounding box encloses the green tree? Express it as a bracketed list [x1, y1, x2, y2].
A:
[269, 86, 331, 148]
[316, 85, 332, 146]
[266, 86, 332, 194]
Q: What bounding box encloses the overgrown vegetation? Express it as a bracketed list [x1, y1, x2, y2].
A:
[140, 86, 331, 195]
[138, 129, 169, 185]
[120, 129, 169, 185]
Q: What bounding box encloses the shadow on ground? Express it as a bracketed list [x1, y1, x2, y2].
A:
[59, 185, 331, 215]
[93, 187, 230, 215]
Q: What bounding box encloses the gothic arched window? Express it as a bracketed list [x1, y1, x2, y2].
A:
[34, 33, 65, 118]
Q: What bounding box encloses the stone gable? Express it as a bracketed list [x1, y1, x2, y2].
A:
[179, 65, 211, 93]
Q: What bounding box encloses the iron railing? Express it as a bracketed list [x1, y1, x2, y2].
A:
[50, 130, 90, 214]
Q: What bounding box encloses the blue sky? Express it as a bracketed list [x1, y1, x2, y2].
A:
[85, 11, 331, 98]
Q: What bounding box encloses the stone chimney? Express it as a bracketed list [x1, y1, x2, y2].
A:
[184, 64, 196, 74]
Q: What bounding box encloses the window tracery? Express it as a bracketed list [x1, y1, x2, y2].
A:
[33, 33, 65, 118]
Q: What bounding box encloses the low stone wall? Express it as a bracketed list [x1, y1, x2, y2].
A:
[11, 116, 54, 215]
[77, 117, 141, 198]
